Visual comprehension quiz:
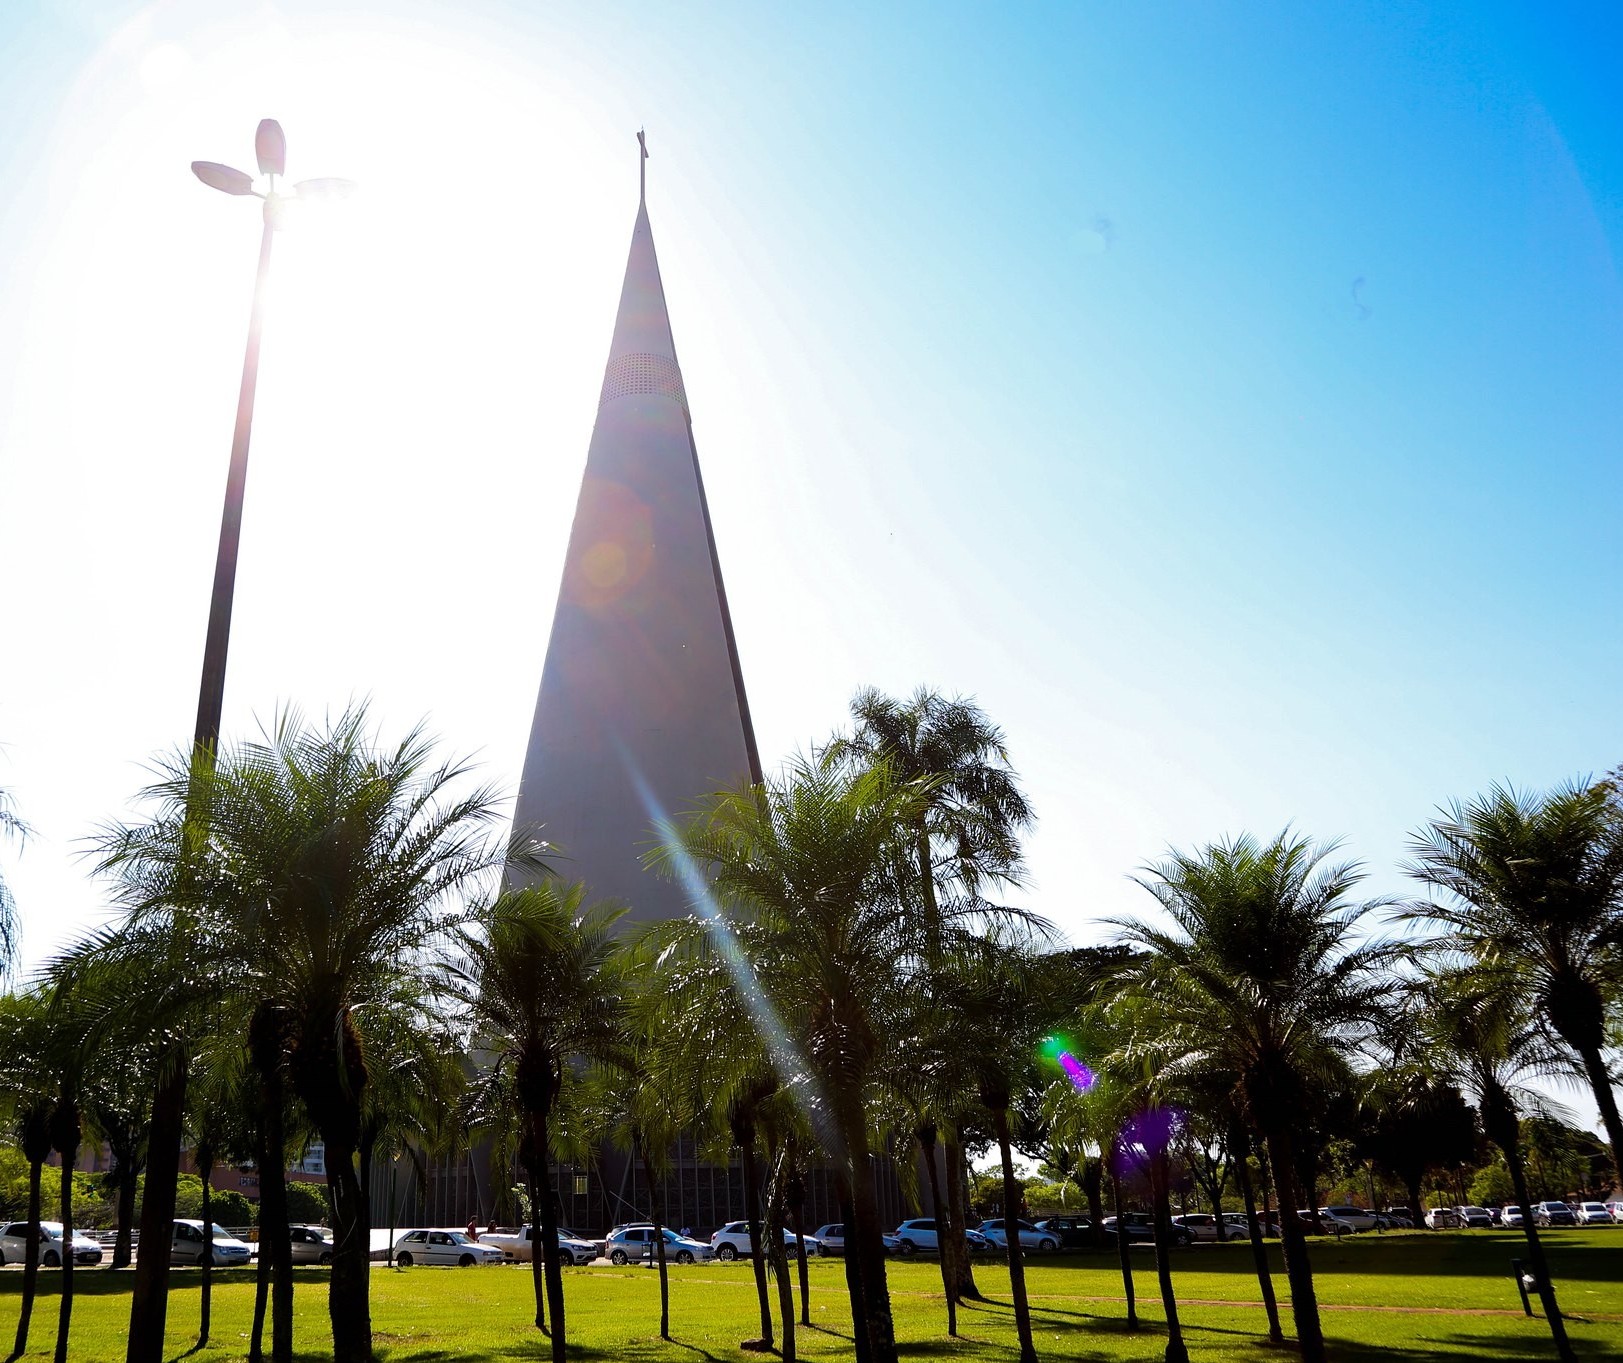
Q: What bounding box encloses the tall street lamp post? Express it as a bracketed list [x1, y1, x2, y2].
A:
[189, 118, 354, 749]
[125, 120, 352, 1363]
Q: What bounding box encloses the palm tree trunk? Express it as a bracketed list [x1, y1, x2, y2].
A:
[945, 1135, 982, 1301]
[199, 1156, 214, 1349]
[257, 1095, 294, 1363]
[126, 1052, 187, 1363]
[52, 1099, 81, 1363]
[838, 1192, 872, 1363]
[1149, 1151, 1188, 1363]
[1573, 1042, 1623, 1189]
[1083, 1157, 1105, 1248]
[249, 1240, 271, 1363]
[1506, 1145, 1575, 1361]
[639, 1147, 671, 1341]
[1264, 1127, 1327, 1363]
[531, 1107, 568, 1363]
[526, 1172, 546, 1332]
[110, 1144, 139, 1270]
[1109, 1162, 1138, 1330]
[785, 1150, 812, 1328]
[1232, 1139, 1283, 1343]
[917, 1126, 957, 1335]
[323, 1131, 373, 1363]
[740, 1135, 774, 1348]
[992, 1105, 1038, 1363]
[12, 1153, 44, 1359]
[764, 1148, 795, 1363]
[846, 1149, 898, 1363]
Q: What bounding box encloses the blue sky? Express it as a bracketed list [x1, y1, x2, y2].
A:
[0, 2, 1619, 1114]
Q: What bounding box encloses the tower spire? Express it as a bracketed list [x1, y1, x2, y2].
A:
[637, 127, 648, 205]
[509, 154, 762, 925]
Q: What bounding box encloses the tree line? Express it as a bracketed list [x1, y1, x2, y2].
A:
[0, 689, 1619, 1363]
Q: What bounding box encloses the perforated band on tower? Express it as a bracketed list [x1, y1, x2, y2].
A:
[599, 352, 689, 417]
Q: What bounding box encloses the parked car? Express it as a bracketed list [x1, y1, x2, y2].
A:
[608, 1225, 715, 1265]
[1604, 1202, 1623, 1224]
[1034, 1216, 1095, 1248]
[0, 1220, 104, 1267]
[1222, 1212, 1256, 1237]
[480, 1225, 600, 1265]
[1575, 1202, 1613, 1226]
[1424, 1207, 1465, 1229]
[392, 1229, 505, 1267]
[978, 1218, 1060, 1252]
[892, 1218, 945, 1255]
[810, 1223, 902, 1255]
[708, 1220, 819, 1261]
[1320, 1206, 1380, 1232]
[1172, 1213, 1246, 1242]
[171, 1221, 252, 1267]
[1455, 1206, 1492, 1229]
[1101, 1214, 1196, 1246]
[1382, 1208, 1416, 1229]
[1534, 1202, 1577, 1227]
[1502, 1205, 1525, 1227]
[288, 1225, 335, 1264]
[963, 1227, 993, 1252]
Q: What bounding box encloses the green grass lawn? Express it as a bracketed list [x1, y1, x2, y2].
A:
[3, 1230, 1620, 1361]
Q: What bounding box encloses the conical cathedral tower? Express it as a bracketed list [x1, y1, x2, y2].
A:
[512, 142, 762, 919]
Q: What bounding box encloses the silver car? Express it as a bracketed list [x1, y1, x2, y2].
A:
[288, 1225, 335, 1264]
[606, 1225, 715, 1264]
[171, 1220, 252, 1266]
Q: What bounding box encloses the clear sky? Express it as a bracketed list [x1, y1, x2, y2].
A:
[1, 2, 1619, 1121]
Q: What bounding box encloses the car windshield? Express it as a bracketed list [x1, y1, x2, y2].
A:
[446, 1232, 473, 1244]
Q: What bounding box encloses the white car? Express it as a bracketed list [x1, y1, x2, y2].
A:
[1173, 1213, 1247, 1242]
[171, 1220, 252, 1266]
[0, 1220, 104, 1267]
[809, 1222, 902, 1255]
[606, 1225, 715, 1264]
[1575, 1202, 1613, 1226]
[1605, 1202, 1623, 1224]
[977, 1218, 1060, 1252]
[480, 1225, 599, 1265]
[1424, 1207, 1465, 1229]
[288, 1225, 335, 1264]
[392, 1229, 505, 1267]
[709, 1220, 820, 1260]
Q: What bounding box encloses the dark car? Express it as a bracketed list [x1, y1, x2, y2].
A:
[1534, 1202, 1577, 1227]
[1101, 1214, 1195, 1247]
[1034, 1216, 1095, 1248]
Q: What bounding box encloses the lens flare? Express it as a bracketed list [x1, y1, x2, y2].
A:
[1056, 1050, 1096, 1093]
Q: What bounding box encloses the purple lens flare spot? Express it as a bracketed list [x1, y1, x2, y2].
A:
[1057, 1051, 1095, 1092]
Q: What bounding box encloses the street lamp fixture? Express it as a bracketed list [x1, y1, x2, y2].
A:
[186, 119, 353, 751]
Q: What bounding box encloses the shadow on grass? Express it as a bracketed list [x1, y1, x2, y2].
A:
[1024, 1234, 1623, 1288]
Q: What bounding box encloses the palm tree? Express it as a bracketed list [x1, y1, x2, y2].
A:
[651, 755, 945, 1363]
[634, 925, 783, 1351]
[94, 705, 523, 1363]
[451, 881, 628, 1363]
[1408, 968, 1581, 1361]
[0, 785, 28, 982]
[0, 989, 54, 1362]
[1116, 831, 1397, 1363]
[1406, 781, 1623, 1184]
[933, 930, 1057, 1363]
[829, 686, 1035, 1308]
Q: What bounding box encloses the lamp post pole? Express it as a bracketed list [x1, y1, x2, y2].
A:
[194, 203, 276, 749]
